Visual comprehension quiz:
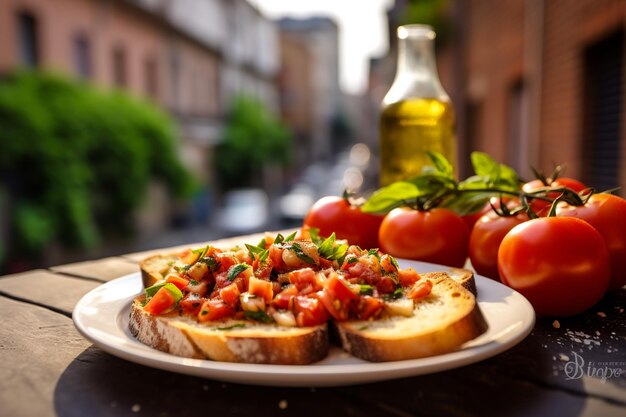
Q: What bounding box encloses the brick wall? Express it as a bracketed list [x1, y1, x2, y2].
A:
[442, 0, 626, 189]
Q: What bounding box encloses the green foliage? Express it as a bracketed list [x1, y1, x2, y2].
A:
[214, 95, 291, 190]
[0, 70, 195, 264]
[400, 0, 451, 43]
[362, 152, 520, 215]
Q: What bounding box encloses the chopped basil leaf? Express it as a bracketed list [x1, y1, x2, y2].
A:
[192, 246, 209, 257]
[201, 310, 208, 315]
[359, 284, 374, 296]
[144, 282, 168, 298]
[308, 227, 322, 244]
[144, 282, 183, 302]
[345, 256, 358, 265]
[244, 310, 274, 323]
[226, 263, 249, 282]
[189, 279, 199, 286]
[199, 256, 220, 272]
[383, 287, 404, 301]
[316, 232, 349, 261]
[274, 233, 285, 245]
[367, 248, 381, 259]
[245, 243, 269, 263]
[358, 325, 370, 331]
[216, 323, 246, 331]
[291, 242, 316, 264]
[389, 255, 400, 270]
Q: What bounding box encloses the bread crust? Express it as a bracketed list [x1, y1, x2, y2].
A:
[129, 297, 329, 364]
[335, 275, 488, 362]
[422, 268, 477, 297]
[140, 254, 180, 288]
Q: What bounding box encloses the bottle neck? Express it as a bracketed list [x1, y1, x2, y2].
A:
[384, 25, 448, 104]
[397, 35, 438, 79]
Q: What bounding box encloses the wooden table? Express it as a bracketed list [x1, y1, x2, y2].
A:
[1, 232, 625, 417]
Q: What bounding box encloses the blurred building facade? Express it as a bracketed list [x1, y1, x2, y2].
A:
[0, 0, 280, 232]
[278, 17, 341, 167]
[368, 0, 626, 193]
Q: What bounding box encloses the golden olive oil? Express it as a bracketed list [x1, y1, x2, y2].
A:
[379, 98, 456, 186]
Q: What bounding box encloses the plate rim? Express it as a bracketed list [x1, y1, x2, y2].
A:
[72, 260, 535, 386]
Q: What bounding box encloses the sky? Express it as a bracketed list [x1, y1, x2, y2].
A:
[249, 0, 394, 95]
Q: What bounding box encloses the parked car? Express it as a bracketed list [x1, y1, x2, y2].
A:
[214, 188, 269, 233]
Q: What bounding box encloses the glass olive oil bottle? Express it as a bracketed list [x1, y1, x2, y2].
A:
[380, 25, 457, 186]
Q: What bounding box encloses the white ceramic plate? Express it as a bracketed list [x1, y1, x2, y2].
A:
[73, 260, 535, 387]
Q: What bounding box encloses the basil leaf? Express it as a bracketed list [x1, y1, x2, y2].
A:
[359, 284, 374, 295]
[361, 181, 421, 213]
[199, 256, 220, 272]
[317, 232, 348, 261]
[383, 287, 404, 301]
[308, 227, 322, 244]
[471, 152, 500, 178]
[226, 263, 249, 282]
[145, 282, 168, 298]
[427, 151, 454, 179]
[244, 310, 274, 323]
[144, 282, 183, 302]
[291, 242, 316, 264]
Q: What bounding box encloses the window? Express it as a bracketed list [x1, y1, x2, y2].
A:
[144, 55, 159, 99]
[73, 33, 91, 78]
[112, 46, 127, 87]
[507, 79, 530, 177]
[17, 11, 39, 67]
[582, 30, 624, 191]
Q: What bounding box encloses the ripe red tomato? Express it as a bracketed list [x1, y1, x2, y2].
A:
[303, 196, 384, 248]
[498, 217, 610, 316]
[379, 207, 469, 267]
[469, 210, 528, 281]
[556, 193, 626, 290]
[461, 202, 492, 231]
[522, 178, 588, 213]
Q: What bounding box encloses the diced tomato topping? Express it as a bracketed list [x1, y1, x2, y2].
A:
[185, 279, 210, 296]
[179, 249, 199, 265]
[197, 299, 234, 322]
[271, 286, 298, 310]
[398, 268, 421, 287]
[144, 287, 176, 315]
[380, 254, 398, 275]
[375, 275, 397, 294]
[288, 268, 323, 294]
[219, 282, 241, 306]
[317, 289, 349, 321]
[269, 245, 286, 271]
[325, 272, 358, 302]
[353, 295, 384, 320]
[180, 293, 204, 315]
[293, 295, 329, 327]
[407, 279, 433, 300]
[248, 276, 273, 304]
[253, 258, 273, 279]
[346, 259, 382, 284]
[318, 257, 334, 269]
[166, 274, 190, 290]
[216, 254, 238, 273]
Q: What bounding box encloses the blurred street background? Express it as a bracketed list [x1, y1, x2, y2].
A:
[0, 0, 624, 273]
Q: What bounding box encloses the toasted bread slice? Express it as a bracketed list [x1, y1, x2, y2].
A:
[422, 268, 477, 297]
[335, 275, 488, 362]
[140, 254, 180, 288]
[129, 297, 329, 364]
